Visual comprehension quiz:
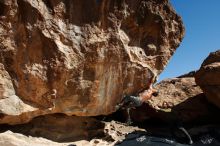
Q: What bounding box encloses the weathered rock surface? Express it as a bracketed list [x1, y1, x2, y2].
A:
[0, 0, 184, 124]
[127, 76, 218, 123]
[195, 50, 220, 108]
[148, 77, 202, 111]
[0, 131, 69, 146]
[0, 114, 145, 146]
[7, 114, 106, 142]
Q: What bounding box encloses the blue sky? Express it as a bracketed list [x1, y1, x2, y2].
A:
[158, 0, 220, 81]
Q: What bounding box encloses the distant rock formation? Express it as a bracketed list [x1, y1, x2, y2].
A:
[195, 50, 220, 108]
[146, 77, 216, 122]
[126, 76, 217, 123]
[148, 77, 203, 111]
[0, 0, 184, 124]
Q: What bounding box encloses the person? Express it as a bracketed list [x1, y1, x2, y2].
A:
[139, 85, 157, 103]
[117, 84, 157, 109]
[115, 79, 157, 125]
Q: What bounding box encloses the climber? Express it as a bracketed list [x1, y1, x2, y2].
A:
[119, 87, 157, 109]
[115, 76, 157, 125]
[117, 76, 157, 109]
[116, 86, 157, 125]
[139, 85, 157, 103]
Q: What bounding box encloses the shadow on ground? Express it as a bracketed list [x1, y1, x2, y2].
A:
[0, 113, 109, 142]
[0, 93, 220, 145]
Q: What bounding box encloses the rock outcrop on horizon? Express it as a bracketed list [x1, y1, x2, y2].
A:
[195, 50, 220, 108]
[127, 75, 217, 123]
[146, 76, 217, 122]
[148, 77, 202, 111]
[0, 0, 184, 124]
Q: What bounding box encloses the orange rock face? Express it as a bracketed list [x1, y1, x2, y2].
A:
[0, 0, 184, 124]
[130, 77, 216, 123]
[195, 50, 220, 108]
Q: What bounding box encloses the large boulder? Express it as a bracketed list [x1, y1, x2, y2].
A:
[195, 50, 220, 108]
[0, 0, 184, 124]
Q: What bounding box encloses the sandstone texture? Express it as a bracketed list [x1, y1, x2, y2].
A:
[137, 76, 217, 123]
[148, 77, 202, 111]
[0, 131, 68, 146]
[195, 50, 220, 108]
[114, 76, 218, 123]
[0, 114, 145, 146]
[0, 0, 184, 124]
